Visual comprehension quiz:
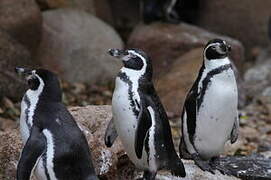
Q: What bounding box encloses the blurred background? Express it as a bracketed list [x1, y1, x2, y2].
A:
[0, 0, 271, 166]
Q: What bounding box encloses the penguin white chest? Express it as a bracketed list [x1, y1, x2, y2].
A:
[20, 96, 30, 144]
[195, 69, 238, 158]
[112, 77, 148, 169]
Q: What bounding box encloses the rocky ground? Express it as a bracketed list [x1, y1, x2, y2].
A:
[0, 0, 271, 179]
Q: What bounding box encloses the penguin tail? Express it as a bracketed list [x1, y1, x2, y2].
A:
[167, 154, 186, 177]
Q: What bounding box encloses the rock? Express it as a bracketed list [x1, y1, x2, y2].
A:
[0, 0, 42, 55]
[0, 129, 22, 180]
[244, 50, 271, 99]
[36, 0, 95, 14]
[197, 0, 271, 53]
[69, 105, 125, 179]
[127, 22, 244, 77]
[155, 48, 244, 115]
[36, 9, 123, 84]
[0, 29, 34, 100]
[1, 105, 271, 180]
[156, 48, 202, 115]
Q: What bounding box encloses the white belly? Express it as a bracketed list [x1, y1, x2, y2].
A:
[112, 78, 149, 170]
[195, 70, 238, 159]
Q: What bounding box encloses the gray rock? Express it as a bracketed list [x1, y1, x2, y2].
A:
[244, 50, 271, 98]
[0, 30, 34, 100]
[36, 9, 123, 84]
[0, 0, 42, 55]
[197, 0, 271, 53]
[127, 22, 244, 78]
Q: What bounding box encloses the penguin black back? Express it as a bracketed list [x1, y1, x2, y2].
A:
[16, 67, 99, 180]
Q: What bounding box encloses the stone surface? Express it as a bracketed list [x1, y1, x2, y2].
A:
[244, 49, 271, 99]
[155, 48, 202, 115]
[69, 105, 125, 179]
[0, 29, 34, 100]
[0, 129, 22, 180]
[127, 22, 244, 77]
[36, 0, 95, 14]
[197, 0, 271, 52]
[36, 9, 123, 84]
[0, 0, 42, 55]
[1, 105, 270, 180]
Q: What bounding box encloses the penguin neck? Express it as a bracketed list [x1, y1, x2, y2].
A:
[204, 57, 231, 70]
[120, 67, 146, 82]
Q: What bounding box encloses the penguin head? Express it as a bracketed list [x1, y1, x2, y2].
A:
[204, 39, 231, 60]
[15, 67, 62, 102]
[108, 48, 152, 79]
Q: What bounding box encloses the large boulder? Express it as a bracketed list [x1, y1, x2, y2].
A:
[155, 48, 202, 115]
[0, 105, 242, 180]
[197, 0, 271, 52]
[127, 22, 244, 78]
[35, 9, 123, 84]
[0, 30, 34, 100]
[0, 0, 42, 55]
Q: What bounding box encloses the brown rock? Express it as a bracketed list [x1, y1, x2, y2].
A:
[0, 129, 22, 180]
[127, 22, 244, 77]
[0, 105, 125, 179]
[69, 105, 125, 179]
[0, 0, 42, 55]
[36, 9, 123, 84]
[197, 0, 271, 53]
[156, 48, 202, 115]
[0, 30, 34, 100]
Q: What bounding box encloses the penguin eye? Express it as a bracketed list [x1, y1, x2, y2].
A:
[211, 46, 216, 50]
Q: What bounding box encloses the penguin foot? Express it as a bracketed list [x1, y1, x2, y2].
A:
[192, 154, 215, 174]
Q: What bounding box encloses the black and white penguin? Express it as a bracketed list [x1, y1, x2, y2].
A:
[104, 48, 186, 179]
[179, 39, 239, 174]
[15, 68, 98, 180]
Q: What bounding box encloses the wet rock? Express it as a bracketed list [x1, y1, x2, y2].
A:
[127, 22, 244, 77]
[36, 9, 123, 84]
[36, 0, 95, 14]
[214, 154, 271, 180]
[0, 0, 42, 55]
[197, 0, 271, 53]
[0, 29, 34, 100]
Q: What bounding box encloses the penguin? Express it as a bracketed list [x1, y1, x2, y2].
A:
[15, 67, 99, 180]
[179, 39, 239, 174]
[104, 48, 186, 180]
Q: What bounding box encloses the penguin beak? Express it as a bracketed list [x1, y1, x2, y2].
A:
[15, 67, 32, 76]
[227, 44, 231, 52]
[108, 49, 129, 59]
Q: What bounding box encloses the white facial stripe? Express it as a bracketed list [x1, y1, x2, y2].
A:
[43, 129, 58, 180]
[25, 73, 45, 127]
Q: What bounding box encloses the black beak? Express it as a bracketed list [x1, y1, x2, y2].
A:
[15, 67, 32, 76]
[227, 45, 231, 52]
[107, 49, 129, 58]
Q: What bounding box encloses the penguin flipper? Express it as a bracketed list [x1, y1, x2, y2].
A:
[135, 102, 152, 159]
[104, 117, 118, 147]
[17, 126, 45, 180]
[230, 116, 239, 144]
